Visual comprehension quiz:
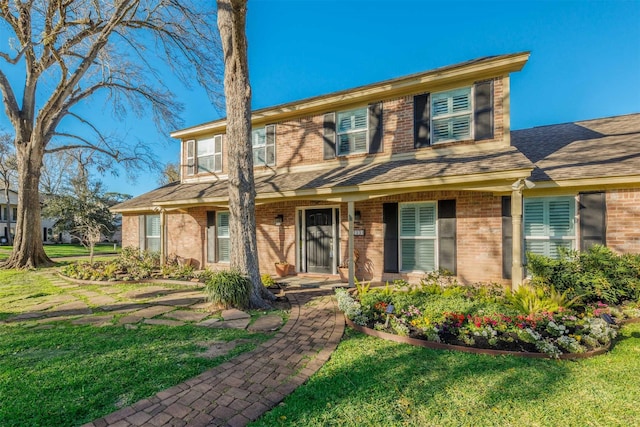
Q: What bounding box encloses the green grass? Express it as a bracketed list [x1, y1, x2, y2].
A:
[0, 243, 120, 260]
[253, 324, 640, 427]
[0, 325, 268, 426]
[0, 269, 275, 426]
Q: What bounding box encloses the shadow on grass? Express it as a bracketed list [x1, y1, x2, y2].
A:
[252, 327, 602, 426]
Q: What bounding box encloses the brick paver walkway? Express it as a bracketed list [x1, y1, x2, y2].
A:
[84, 287, 345, 427]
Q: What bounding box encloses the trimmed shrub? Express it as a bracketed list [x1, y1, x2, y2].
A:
[204, 269, 251, 309]
[528, 245, 640, 305]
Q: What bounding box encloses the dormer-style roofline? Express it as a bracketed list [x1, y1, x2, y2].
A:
[170, 51, 530, 139]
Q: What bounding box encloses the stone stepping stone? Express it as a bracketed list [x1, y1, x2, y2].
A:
[162, 310, 209, 322]
[123, 286, 171, 300]
[130, 305, 175, 319]
[143, 318, 185, 327]
[118, 305, 175, 325]
[221, 309, 250, 321]
[197, 318, 221, 327]
[87, 295, 117, 306]
[71, 315, 114, 326]
[119, 315, 142, 325]
[101, 303, 148, 313]
[35, 315, 77, 324]
[247, 314, 284, 332]
[7, 312, 46, 322]
[22, 301, 60, 311]
[154, 292, 204, 307]
[47, 301, 92, 316]
[73, 290, 102, 298]
[208, 318, 250, 330]
[100, 287, 123, 295]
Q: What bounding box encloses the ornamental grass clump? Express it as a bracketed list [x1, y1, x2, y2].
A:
[204, 269, 251, 309]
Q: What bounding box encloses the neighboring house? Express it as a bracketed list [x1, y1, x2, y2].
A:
[111, 52, 640, 287]
[0, 188, 57, 243]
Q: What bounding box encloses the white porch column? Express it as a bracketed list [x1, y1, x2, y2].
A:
[511, 184, 524, 289]
[347, 201, 355, 288]
[160, 208, 166, 266]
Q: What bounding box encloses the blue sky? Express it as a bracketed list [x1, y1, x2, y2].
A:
[2, 0, 640, 197]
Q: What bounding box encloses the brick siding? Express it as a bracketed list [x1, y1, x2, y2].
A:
[606, 188, 640, 253]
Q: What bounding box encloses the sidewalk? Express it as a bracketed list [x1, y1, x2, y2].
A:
[84, 286, 345, 427]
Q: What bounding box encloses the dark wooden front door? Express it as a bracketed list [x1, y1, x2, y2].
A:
[305, 209, 333, 273]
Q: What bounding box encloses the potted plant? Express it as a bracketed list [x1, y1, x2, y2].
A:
[338, 250, 360, 283]
[274, 261, 291, 277]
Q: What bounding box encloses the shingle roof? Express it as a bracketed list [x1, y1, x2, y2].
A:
[113, 113, 640, 212]
[512, 113, 640, 182]
[112, 146, 532, 211]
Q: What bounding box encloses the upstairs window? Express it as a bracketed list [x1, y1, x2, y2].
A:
[197, 135, 223, 173]
[524, 196, 576, 259]
[337, 107, 368, 155]
[252, 125, 275, 166]
[432, 87, 473, 143]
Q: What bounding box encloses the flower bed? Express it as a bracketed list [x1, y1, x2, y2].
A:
[335, 274, 640, 359]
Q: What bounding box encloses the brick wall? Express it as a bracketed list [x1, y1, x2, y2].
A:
[606, 188, 640, 253]
[121, 191, 506, 284]
[166, 207, 207, 268]
[121, 215, 139, 248]
[181, 76, 505, 177]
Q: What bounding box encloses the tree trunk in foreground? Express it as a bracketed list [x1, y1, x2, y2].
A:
[217, 0, 274, 308]
[2, 139, 52, 268]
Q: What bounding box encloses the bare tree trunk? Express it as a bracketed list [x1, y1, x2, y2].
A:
[2, 139, 52, 268]
[217, 0, 273, 308]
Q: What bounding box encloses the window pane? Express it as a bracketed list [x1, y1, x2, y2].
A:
[452, 92, 471, 112]
[218, 238, 230, 262]
[417, 205, 436, 236]
[145, 215, 160, 238]
[524, 197, 575, 260]
[451, 115, 471, 139]
[146, 237, 160, 253]
[253, 147, 265, 165]
[198, 155, 215, 173]
[432, 97, 449, 116]
[252, 128, 266, 147]
[217, 212, 230, 262]
[524, 200, 545, 236]
[549, 200, 573, 235]
[218, 212, 229, 237]
[337, 132, 367, 155]
[197, 137, 215, 156]
[400, 206, 416, 236]
[401, 239, 435, 271]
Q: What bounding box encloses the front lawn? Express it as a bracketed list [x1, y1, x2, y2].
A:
[0, 269, 274, 426]
[0, 243, 120, 260]
[253, 323, 640, 426]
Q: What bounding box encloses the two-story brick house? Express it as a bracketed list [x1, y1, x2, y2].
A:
[112, 52, 640, 287]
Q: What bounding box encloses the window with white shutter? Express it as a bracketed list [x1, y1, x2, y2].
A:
[524, 197, 576, 258]
[336, 107, 368, 155]
[217, 211, 230, 263]
[399, 202, 437, 271]
[185, 140, 195, 175]
[197, 135, 223, 173]
[252, 126, 275, 166]
[145, 214, 161, 253]
[431, 87, 473, 143]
